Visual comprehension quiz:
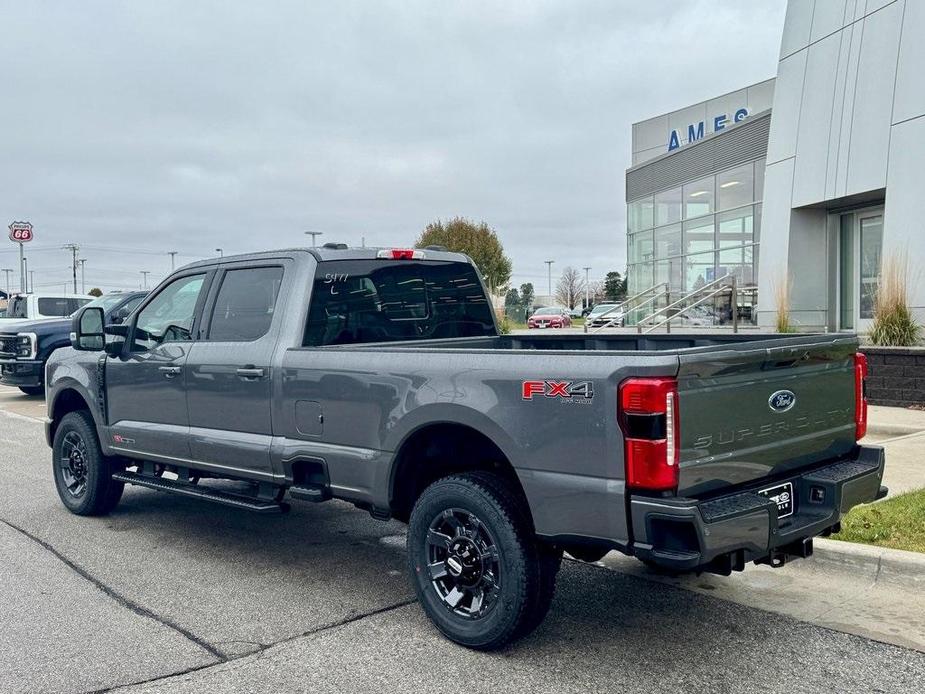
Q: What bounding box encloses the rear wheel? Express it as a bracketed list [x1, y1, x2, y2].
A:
[52, 411, 124, 516]
[19, 386, 44, 396]
[407, 472, 557, 650]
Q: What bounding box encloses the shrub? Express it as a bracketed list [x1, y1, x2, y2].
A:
[869, 254, 921, 346]
[497, 315, 513, 335]
[773, 275, 795, 333]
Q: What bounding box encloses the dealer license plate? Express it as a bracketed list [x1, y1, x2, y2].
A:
[758, 481, 794, 519]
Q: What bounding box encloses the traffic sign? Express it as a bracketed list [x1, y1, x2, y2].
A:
[8, 222, 33, 243]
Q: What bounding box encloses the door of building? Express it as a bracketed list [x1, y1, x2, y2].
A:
[838, 207, 883, 332]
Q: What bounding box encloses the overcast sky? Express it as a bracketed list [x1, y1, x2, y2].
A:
[0, 0, 786, 294]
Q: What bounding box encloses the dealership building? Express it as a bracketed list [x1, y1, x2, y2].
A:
[626, 0, 924, 331]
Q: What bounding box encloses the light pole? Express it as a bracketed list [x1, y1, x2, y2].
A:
[79, 259, 87, 294]
[1, 268, 12, 298]
[168, 251, 178, 271]
[141, 271, 150, 289]
[583, 266, 591, 310]
[544, 260, 554, 302]
[29, 270, 34, 294]
[304, 231, 323, 248]
[63, 243, 80, 293]
[215, 248, 223, 258]
[22, 257, 28, 294]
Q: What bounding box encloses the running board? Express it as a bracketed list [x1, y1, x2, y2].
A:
[112, 471, 289, 514]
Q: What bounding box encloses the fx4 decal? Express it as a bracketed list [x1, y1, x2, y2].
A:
[522, 380, 594, 403]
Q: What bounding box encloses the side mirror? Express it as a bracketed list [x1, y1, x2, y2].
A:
[71, 307, 105, 351]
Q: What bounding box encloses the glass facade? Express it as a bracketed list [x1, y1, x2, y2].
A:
[626, 158, 764, 324]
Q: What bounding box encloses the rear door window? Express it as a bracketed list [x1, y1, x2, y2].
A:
[207, 266, 284, 341]
[38, 297, 72, 316]
[304, 260, 495, 346]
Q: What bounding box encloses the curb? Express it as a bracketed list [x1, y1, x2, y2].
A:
[813, 538, 925, 586]
[866, 423, 924, 437]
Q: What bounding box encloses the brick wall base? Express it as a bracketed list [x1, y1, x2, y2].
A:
[859, 346, 925, 408]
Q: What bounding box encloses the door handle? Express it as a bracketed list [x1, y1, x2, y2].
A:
[158, 365, 182, 378]
[236, 367, 266, 379]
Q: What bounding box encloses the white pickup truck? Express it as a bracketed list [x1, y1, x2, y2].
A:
[0, 293, 92, 330]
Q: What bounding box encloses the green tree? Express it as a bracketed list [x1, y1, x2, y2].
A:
[604, 271, 627, 301]
[415, 217, 512, 294]
[504, 287, 521, 309]
[519, 282, 535, 312]
[88, 287, 103, 297]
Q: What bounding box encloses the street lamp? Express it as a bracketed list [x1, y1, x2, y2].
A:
[583, 266, 592, 310]
[304, 231, 323, 248]
[141, 271, 150, 289]
[544, 260, 554, 301]
[168, 251, 178, 271]
[215, 248, 223, 257]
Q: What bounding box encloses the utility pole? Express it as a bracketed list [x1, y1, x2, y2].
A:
[141, 271, 150, 289]
[79, 259, 87, 294]
[583, 266, 592, 310]
[62, 243, 80, 293]
[2, 268, 12, 298]
[29, 270, 34, 294]
[544, 260, 554, 302]
[168, 251, 178, 271]
[23, 258, 28, 294]
[304, 231, 323, 248]
[215, 248, 223, 257]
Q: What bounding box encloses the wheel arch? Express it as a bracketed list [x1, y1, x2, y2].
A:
[386, 408, 530, 526]
[48, 386, 95, 443]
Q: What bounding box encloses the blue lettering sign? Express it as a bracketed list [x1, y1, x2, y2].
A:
[714, 114, 728, 132]
[734, 107, 749, 122]
[687, 121, 704, 143]
[668, 129, 681, 151]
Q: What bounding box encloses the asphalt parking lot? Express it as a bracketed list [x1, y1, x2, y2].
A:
[1, 387, 924, 693]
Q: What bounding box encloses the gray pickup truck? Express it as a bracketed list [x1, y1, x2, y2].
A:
[46, 246, 885, 649]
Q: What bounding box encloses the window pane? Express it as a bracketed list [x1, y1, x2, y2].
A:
[860, 216, 883, 319]
[208, 267, 284, 341]
[38, 297, 71, 316]
[754, 158, 766, 202]
[717, 163, 754, 211]
[685, 251, 715, 292]
[654, 223, 681, 260]
[717, 208, 753, 248]
[683, 216, 715, 255]
[655, 258, 684, 293]
[839, 215, 854, 329]
[627, 197, 654, 233]
[682, 176, 714, 219]
[304, 260, 495, 346]
[718, 246, 755, 285]
[655, 188, 682, 226]
[629, 230, 654, 264]
[133, 274, 206, 351]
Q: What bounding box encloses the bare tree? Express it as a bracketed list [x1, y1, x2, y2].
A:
[555, 266, 585, 309]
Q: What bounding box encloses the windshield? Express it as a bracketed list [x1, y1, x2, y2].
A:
[590, 304, 620, 315]
[531, 307, 564, 317]
[76, 293, 130, 316]
[304, 260, 495, 346]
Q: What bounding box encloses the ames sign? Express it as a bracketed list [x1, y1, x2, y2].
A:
[667, 107, 750, 152]
[8, 221, 34, 243]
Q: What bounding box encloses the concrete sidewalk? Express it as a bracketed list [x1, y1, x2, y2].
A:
[865, 405, 925, 497]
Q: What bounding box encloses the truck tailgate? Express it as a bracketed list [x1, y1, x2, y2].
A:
[676, 336, 858, 496]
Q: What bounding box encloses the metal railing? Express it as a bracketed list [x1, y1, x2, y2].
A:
[635, 276, 758, 334]
[585, 282, 668, 333]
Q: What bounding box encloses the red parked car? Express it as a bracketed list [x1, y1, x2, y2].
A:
[527, 306, 572, 329]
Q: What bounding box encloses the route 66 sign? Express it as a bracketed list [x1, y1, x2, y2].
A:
[8, 222, 33, 243]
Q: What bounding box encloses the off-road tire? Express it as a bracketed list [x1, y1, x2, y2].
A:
[407, 471, 558, 650]
[52, 411, 124, 516]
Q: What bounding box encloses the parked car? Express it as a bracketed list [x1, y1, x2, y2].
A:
[0, 291, 146, 395]
[46, 246, 884, 650]
[527, 306, 572, 329]
[585, 302, 625, 328]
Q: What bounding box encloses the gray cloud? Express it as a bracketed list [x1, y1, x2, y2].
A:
[0, 0, 785, 293]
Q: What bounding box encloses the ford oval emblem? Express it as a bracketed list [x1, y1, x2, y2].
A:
[768, 390, 796, 413]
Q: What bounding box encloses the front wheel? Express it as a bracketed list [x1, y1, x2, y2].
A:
[52, 411, 124, 516]
[407, 472, 557, 650]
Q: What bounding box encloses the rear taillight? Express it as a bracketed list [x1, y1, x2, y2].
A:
[377, 248, 425, 260]
[618, 377, 679, 492]
[854, 352, 868, 440]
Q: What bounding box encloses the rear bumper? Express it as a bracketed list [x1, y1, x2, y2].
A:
[630, 445, 886, 572]
[0, 359, 43, 387]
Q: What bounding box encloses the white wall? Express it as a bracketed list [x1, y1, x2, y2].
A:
[758, 0, 925, 328]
